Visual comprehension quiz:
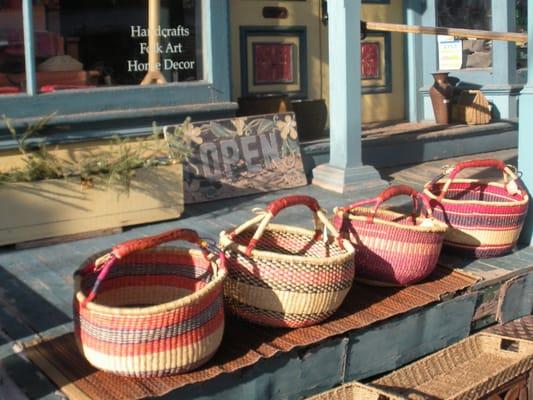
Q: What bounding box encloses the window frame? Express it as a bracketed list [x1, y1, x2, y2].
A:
[0, 0, 231, 121]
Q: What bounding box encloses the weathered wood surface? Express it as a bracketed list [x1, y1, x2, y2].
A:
[497, 272, 533, 324]
[0, 164, 183, 246]
[345, 293, 478, 382]
[366, 22, 528, 44]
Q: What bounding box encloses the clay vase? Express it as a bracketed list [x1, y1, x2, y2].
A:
[429, 72, 454, 124]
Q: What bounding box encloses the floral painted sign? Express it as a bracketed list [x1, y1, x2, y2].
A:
[164, 113, 307, 204]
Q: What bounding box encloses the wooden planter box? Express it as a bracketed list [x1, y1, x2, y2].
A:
[0, 164, 184, 246]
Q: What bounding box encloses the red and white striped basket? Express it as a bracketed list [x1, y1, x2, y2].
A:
[423, 159, 530, 258]
[73, 229, 227, 377]
[334, 185, 448, 286]
[219, 195, 355, 328]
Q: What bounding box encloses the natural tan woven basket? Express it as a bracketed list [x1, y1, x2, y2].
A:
[220, 195, 356, 328]
[309, 333, 533, 400]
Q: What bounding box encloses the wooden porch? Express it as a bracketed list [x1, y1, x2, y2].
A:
[0, 148, 531, 399]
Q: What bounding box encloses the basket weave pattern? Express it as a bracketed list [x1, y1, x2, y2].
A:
[310, 334, 533, 400]
[335, 186, 447, 286]
[220, 195, 355, 328]
[74, 230, 226, 377]
[425, 171, 529, 258]
[373, 334, 533, 400]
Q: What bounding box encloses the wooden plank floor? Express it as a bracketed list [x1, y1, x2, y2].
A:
[0, 147, 530, 399]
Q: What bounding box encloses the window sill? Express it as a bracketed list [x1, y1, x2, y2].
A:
[0, 101, 237, 151]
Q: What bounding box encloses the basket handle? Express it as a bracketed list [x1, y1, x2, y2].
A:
[437, 159, 519, 201]
[229, 195, 342, 257]
[340, 185, 431, 224]
[80, 228, 223, 307]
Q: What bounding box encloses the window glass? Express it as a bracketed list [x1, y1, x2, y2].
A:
[0, 0, 25, 95]
[516, 0, 527, 70]
[437, 0, 492, 70]
[2, 0, 202, 95]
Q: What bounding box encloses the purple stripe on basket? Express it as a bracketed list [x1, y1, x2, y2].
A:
[78, 296, 223, 344]
[81, 263, 212, 291]
[432, 208, 527, 228]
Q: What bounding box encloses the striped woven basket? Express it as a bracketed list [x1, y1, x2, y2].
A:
[333, 185, 448, 286]
[219, 195, 355, 328]
[423, 159, 530, 258]
[73, 229, 227, 377]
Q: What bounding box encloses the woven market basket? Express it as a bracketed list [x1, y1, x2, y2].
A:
[333, 185, 448, 286]
[310, 333, 533, 400]
[423, 159, 529, 258]
[73, 229, 227, 377]
[219, 195, 355, 328]
[308, 381, 404, 400]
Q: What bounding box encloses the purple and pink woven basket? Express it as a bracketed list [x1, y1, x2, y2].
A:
[334, 185, 448, 286]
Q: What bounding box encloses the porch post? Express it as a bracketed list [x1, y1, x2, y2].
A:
[312, 0, 386, 193]
[518, 0, 533, 245]
[22, 0, 37, 96]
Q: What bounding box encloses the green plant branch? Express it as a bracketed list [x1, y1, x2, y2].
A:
[0, 115, 193, 193]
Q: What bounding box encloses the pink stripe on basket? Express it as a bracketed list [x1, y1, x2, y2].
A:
[79, 286, 223, 330]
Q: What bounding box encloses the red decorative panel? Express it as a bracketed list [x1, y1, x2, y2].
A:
[253, 43, 294, 84]
[361, 42, 380, 79]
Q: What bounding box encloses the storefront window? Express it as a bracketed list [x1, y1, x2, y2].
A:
[1, 0, 202, 95]
[0, 0, 25, 95]
[517, 0, 527, 70]
[437, 0, 492, 70]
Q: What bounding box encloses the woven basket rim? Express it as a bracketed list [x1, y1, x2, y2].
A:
[308, 381, 404, 400]
[333, 206, 449, 234]
[74, 247, 227, 316]
[423, 179, 530, 206]
[374, 332, 533, 399]
[220, 223, 355, 264]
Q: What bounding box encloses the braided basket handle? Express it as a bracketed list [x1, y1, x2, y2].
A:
[340, 185, 431, 224]
[80, 229, 221, 307]
[438, 159, 519, 201]
[230, 195, 342, 257]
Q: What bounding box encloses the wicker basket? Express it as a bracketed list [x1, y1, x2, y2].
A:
[73, 229, 227, 377]
[333, 185, 448, 286]
[219, 195, 355, 328]
[310, 333, 533, 400]
[452, 89, 492, 125]
[423, 159, 529, 258]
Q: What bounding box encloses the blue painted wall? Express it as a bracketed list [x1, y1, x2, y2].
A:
[415, 0, 523, 121]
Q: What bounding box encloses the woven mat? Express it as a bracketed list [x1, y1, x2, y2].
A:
[25, 267, 476, 400]
[486, 315, 533, 341]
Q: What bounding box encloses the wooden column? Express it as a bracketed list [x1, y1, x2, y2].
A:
[312, 0, 386, 193]
[141, 0, 167, 85]
[518, 0, 533, 245]
[22, 0, 37, 95]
